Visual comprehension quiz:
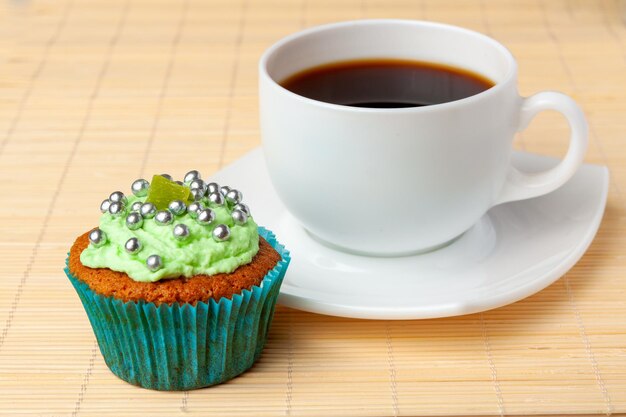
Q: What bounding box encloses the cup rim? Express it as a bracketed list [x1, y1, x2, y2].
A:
[259, 19, 518, 113]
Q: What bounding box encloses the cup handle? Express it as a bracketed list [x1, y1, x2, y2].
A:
[494, 91, 588, 205]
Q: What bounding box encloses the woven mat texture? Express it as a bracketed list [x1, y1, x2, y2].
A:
[1, 0, 626, 416]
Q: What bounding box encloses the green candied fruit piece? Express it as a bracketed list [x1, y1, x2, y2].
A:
[146, 174, 192, 209]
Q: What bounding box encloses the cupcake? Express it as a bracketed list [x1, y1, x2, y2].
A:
[65, 171, 290, 390]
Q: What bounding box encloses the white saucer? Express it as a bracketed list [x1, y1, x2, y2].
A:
[212, 148, 609, 320]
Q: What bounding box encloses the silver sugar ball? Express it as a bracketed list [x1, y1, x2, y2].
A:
[160, 173, 173, 181]
[140, 202, 157, 219]
[190, 187, 205, 201]
[184, 170, 201, 184]
[175, 180, 184, 186]
[89, 228, 107, 247]
[187, 202, 204, 218]
[206, 182, 219, 194]
[130, 201, 143, 212]
[196, 208, 216, 225]
[220, 185, 231, 196]
[131, 179, 150, 197]
[189, 179, 204, 189]
[155, 210, 173, 225]
[208, 192, 224, 206]
[168, 199, 187, 216]
[146, 254, 162, 271]
[100, 199, 111, 213]
[124, 237, 142, 254]
[109, 191, 127, 204]
[108, 201, 125, 216]
[233, 203, 250, 216]
[231, 209, 248, 225]
[225, 189, 242, 205]
[173, 224, 190, 240]
[212, 224, 231, 241]
[125, 211, 144, 230]
[189, 179, 206, 191]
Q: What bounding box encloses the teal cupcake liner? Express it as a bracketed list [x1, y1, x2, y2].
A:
[65, 227, 290, 391]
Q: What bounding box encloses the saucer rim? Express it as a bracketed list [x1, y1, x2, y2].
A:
[213, 148, 610, 320]
[277, 165, 609, 319]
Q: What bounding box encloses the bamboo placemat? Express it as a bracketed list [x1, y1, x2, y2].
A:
[1, 0, 626, 415]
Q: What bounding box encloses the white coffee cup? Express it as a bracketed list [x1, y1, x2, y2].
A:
[259, 19, 587, 256]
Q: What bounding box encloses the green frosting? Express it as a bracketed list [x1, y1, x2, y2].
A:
[80, 194, 259, 282]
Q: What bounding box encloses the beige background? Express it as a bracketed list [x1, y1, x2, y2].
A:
[1, 0, 625, 416]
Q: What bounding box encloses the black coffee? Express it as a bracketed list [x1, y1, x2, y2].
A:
[280, 59, 495, 108]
